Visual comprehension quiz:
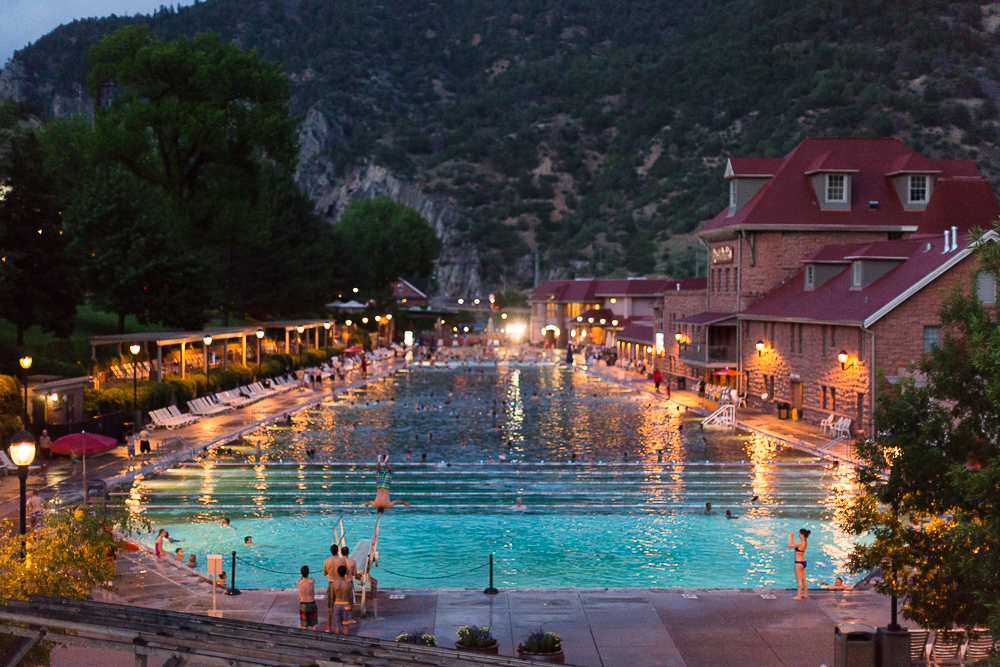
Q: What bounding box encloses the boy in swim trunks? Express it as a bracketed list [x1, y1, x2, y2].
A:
[361, 455, 410, 512]
[330, 565, 353, 634]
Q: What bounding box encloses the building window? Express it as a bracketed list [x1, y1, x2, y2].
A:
[734, 268, 738, 291]
[976, 271, 996, 305]
[830, 387, 836, 412]
[546, 303, 558, 318]
[908, 175, 928, 203]
[826, 174, 846, 202]
[729, 180, 737, 211]
[805, 265, 815, 290]
[923, 326, 941, 353]
[851, 261, 862, 288]
[830, 326, 836, 349]
[725, 268, 731, 292]
[821, 386, 828, 410]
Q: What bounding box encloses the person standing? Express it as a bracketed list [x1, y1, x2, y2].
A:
[139, 428, 151, 465]
[788, 529, 811, 600]
[360, 356, 368, 379]
[330, 565, 353, 634]
[298, 565, 318, 630]
[652, 368, 662, 393]
[323, 545, 346, 631]
[27, 490, 46, 528]
[126, 432, 136, 471]
[154, 529, 166, 557]
[341, 546, 358, 605]
[38, 430, 52, 466]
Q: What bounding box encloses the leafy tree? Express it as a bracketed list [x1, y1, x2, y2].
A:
[334, 196, 442, 310]
[64, 170, 213, 331]
[841, 229, 1000, 635]
[0, 132, 81, 345]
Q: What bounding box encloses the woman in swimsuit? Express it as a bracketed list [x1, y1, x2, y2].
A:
[787, 528, 811, 599]
[361, 455, 410, 513]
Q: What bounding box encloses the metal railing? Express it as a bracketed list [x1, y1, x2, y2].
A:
[678, 344, 736, 364]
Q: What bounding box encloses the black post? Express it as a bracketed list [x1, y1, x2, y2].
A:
[226, 550, 241, 595]
[484, 553, 498, 595]
[258, 337, 263, 379]
[22, 373, 28, 426]
[17, 466, 28, 560]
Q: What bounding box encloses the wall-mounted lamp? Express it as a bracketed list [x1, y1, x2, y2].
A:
[756, 340, 766, 357]
[838, 350, 854, 371]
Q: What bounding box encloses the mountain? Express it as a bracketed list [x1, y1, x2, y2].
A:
[3, 0, 1000, 297]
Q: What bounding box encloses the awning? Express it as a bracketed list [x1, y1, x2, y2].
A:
[615, 323, 655, 345]
[674, 312, 737, 326]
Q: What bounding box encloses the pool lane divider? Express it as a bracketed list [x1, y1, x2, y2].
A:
[174, 460, 832, 468]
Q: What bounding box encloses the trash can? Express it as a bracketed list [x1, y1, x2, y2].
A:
[834, 623, 876, 667]
[777, 402, 790, 419]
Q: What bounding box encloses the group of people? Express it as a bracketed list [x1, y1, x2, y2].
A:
[295, 544, 360, 633]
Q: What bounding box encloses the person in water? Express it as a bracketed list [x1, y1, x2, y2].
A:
[788, 528, 811, 600]
[361, 455, 410, 512]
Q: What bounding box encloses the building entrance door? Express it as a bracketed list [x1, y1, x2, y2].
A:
[790, 381, 803, 416]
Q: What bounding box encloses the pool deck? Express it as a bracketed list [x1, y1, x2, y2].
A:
[66, 547, 894, 667]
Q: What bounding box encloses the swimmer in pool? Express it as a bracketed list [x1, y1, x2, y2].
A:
[513, 496, 526, 510]
[361, 455, 410, 513]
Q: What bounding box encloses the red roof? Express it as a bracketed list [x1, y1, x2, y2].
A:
[704, 138, 993, 237]
[575, 308, 617, 325]
[741, 235, 972, 325]
[728, 158, 784, 177]
[616, 323, 655, 344]
[530, 277, 705, 302]
[394, 279, 427, 300]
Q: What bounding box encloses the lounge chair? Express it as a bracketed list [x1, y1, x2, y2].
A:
[166, 405, 200, 426]
[963, 629, 996, 664]
[929, 630, 965, 666]
[908, 629, 930, 665]
[831, 417, 852, 439]
[819, 413, 835, 435]
[0, 450, 18, 476]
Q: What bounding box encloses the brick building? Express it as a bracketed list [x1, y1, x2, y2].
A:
[663, 137, 1000, 436]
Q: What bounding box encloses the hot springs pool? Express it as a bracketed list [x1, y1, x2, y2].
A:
[129, 364, 859, 588]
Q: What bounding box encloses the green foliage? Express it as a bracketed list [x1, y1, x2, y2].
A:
[456, 626, 496, 648]
[84, 381, 174, 414]
[840, 227, 1000, 635]
[334, 196, 442, 310]
[522, 629, 562, 654]
[0, 374, 24, 445]
[12, 0, 1000, 281]
[395, 630, 437, 646]
[0, 131, 81, 345]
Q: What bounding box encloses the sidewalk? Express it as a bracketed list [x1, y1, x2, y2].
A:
[0, 362, 403, 517]
[89, 547, 893, 667]
[587, 364, 862, 467]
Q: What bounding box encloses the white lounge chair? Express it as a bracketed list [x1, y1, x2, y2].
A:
[0, 450, 18, 475]
[963, 629, 996, 664]
[929, 630, 964, 666]
[830, 418, 852, 439]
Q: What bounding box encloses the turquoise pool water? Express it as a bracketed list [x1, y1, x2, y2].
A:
[130, 364, 858, 589]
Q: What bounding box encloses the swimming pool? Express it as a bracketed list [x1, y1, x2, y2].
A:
[130, 364, 859, 588]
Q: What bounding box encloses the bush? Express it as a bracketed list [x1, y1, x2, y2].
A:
[521, 629, 562, 654]
[84, 381, 174, 414]
[396, 630, 437, 646]
[457, 626, 496, 648]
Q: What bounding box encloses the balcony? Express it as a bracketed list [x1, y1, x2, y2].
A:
[678, 343, 737, 367]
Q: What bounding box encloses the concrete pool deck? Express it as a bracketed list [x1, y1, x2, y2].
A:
[83, 547, 894, 667]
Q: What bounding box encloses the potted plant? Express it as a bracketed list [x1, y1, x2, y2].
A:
[455, 625, 498, 654]
[517, 629, 564, 663]
[396, 629, 437, 647]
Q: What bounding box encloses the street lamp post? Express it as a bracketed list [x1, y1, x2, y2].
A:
[203, 336, 213, 390]
[324, 322, 331, 356]
[10, 430, 36, 560]
[297, 325, 305, 368]
[130, 343, 141, 429]
[256, 329, 265, 379]
[18, 356, 32, 425]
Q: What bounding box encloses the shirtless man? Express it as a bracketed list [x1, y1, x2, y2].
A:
[341, 546, 358, 605]
[361, 455, 410, 512]
[323, 545, 346, 630]
[329, 565, 354, 634]
[26, 490, 46, 528]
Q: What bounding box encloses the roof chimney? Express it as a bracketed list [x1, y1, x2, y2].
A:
[942, 230, 950, 253]
[951, 226, 959, 252]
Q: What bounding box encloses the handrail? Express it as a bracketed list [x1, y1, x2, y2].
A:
[359, 512, 381, 616]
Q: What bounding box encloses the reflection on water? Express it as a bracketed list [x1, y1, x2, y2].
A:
[128, 365, 860, 589]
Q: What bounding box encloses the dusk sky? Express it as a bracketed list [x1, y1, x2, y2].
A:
[1, 0, 195, 65]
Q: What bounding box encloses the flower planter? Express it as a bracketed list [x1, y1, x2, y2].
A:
[455, 641, 499, 655]
[517, 645, 565, 663]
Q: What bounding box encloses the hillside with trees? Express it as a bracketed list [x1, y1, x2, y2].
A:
[4, 0, 1000, 290]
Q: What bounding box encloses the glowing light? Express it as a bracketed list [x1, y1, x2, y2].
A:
[458, 298, 465, 304]
[256, 329, 265, 339]
[345, 320, 352, 326]
[501, 313, 508, 319]
[362, 317, 369, 324]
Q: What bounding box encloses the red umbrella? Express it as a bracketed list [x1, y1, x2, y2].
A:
[50, 432, 118, 456]
[344, 346, 364, 353]
[712, 368, 742, 376]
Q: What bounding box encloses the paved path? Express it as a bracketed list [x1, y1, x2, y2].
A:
[77, 547, 893, 667]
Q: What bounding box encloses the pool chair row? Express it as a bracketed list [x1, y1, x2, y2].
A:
[911, 627, 996, 665]
[150, 406, 200, 430]
[187, 382, 285, 416]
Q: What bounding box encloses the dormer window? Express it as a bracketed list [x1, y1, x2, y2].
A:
[909, 175, 928, 204]
[826, 174, 846, 202]
[851, 261, 862, 288]
[804, 264, 815, 290]
[729, 180, 737, 212]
